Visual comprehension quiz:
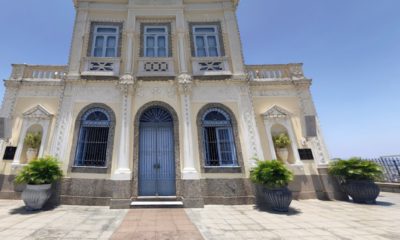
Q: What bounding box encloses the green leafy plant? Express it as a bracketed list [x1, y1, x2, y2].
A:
[273, 133, 291, 148]
[328, 157, 383, 182]
[24, 132, 42, 149]
[250, 160, 294, 189]
[15, 156, 63, 185]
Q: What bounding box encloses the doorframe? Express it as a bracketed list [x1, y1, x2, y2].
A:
[133, 101, 181, 197]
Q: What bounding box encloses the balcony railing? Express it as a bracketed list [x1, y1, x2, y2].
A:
[82, 57, 120, 77]
[192, 57, 231, 76]
[137, 58, 175, 77]
[10, 64, 67, 80]
[246, 63, 305, 81]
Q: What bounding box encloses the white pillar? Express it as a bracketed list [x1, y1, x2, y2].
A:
[176, 12, 188, 73]
[177, 74, 199, 179]
[223, 2, 245, 76]
[112, 81, 135, 180]
[67, 4, 89, 78]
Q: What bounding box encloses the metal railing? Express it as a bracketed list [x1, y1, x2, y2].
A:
[365, 156, 400, 183]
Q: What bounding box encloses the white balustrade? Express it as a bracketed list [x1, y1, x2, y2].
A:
[137, 58, 175, 77]
[192, 57, 231, 76]
[82, 57, 120, 77]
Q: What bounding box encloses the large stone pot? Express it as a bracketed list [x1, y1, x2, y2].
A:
[342, 180, 380, 204]
[22, 184, 52, 210]
[26, 148, 38, 162]
[264, 186, 293, 212]
[276, 148, 289, 164]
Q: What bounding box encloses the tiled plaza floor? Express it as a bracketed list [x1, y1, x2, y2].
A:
[111, 208, 203, 240]
[186, 192, 400, 240]
[0, 200, 127, 240]
[0, 192, 399, 239]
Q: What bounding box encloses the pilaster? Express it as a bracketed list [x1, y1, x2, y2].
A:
[177, 73, 199, 180]
[112, 77, 136, 180]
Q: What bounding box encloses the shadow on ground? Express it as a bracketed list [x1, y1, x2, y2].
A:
[253, 204, 302, 216]
[9, 204, 59, 215]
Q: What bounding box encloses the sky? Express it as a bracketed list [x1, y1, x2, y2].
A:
[0, 0, 399, 159]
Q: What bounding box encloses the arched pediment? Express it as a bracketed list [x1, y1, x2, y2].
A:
[23, 105, 53, 119]
[263, 105, 292, 119]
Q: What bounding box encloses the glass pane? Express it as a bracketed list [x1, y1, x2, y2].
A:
[147, 36, 155, 47]
[158, 36, 166, 48]
[209, 48, 218, 57]
[97, 27, 117, 33]
[86, 111, 109, 121]
[158, 48, 166, 57]
[204, 111, 227, 121]
[146, 27, 166, 33]
[94, 48, 103, 57]
[207, 36, 217, 47]
[196, 36, 205, 47]
[95, 36, 104, 47]
[195, 27, 215, 33]
[107, 36, 116, 48]
[105, 48, 115, 57]
[146, 48, 155, 57]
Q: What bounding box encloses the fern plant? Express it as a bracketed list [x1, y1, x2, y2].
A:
[250, 160, 294, 189]
[273, 133, 291, 148]
[328, 157, 383, 182]
[15, 156, 63, 185]
[24, 132, 42, 149]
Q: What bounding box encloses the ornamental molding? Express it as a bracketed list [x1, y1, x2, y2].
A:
[23, 105, 53, 120]
[177, 73, 193, 93]
[263, 105, 292, 119]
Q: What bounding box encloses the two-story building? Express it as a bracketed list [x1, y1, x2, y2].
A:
[0, 0, 339, 208]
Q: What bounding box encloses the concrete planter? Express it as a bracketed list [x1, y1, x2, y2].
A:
[26, 148, 38, 162]
[343, 180, 380, 204]
[276, 148, 289, 163]
[22, 184, 52, 210]
[264, 187, 292, 212]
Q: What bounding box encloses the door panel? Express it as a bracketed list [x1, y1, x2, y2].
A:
[156, 125, 175, 196]
[139, 120, 175, 196]
[139, 126, 158, 196]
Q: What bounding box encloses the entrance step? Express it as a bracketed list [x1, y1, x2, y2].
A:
[130, 201, 184, 208]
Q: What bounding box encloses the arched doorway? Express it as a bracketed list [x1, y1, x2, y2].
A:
[138, 106, 176, 196]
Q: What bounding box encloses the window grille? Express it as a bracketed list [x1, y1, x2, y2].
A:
[74, 108, 111, 167]
[202, 108, 237, 167]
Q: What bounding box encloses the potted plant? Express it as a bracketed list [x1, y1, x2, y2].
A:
[328, 157, 383, 204]
[250, 160, 294, 212]
[15, 156, 63, 210]
[273, 133, 291, 163]
[24, 132, 42, 162]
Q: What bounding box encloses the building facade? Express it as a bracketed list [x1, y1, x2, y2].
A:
[0, 0, 339, 208]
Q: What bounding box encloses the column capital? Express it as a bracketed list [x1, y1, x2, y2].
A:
[177, 73, 193, 94]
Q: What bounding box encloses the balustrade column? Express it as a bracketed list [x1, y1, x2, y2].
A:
[177, 74, 199, 179]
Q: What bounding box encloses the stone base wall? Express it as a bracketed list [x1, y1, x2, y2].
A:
[376, 182, 400, 193]
[0, 170, 346, 208]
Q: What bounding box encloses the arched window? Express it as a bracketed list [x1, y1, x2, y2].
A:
[74, 108, 111, 167]
[201, 108, 237, 166]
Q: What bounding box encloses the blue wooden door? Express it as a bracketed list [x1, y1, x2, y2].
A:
[139, 107, 176, 196]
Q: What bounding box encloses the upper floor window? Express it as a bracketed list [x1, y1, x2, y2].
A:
[92, 25, 119, 58]
[144, 26, 168, 57]
[193, 25, 220, 57]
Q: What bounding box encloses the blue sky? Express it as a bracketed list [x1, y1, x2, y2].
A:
[0, 0, 399, 158]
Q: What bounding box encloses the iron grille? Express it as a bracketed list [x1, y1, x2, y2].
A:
[74, 108, 111, 167]
[202, 108, 237, 167]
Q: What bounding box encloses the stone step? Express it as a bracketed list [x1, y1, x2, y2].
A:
[134, 196, 182, 202]
[130, 201, 184, 208]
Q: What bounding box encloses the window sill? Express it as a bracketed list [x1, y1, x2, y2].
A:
[71, 166, 109, 174]
[203, 166, 242, 174]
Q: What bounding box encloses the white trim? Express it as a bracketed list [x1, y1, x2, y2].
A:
[192, 25, 221, 57]
[144, 26, 169, 58]
[91, 25, 119, 58]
